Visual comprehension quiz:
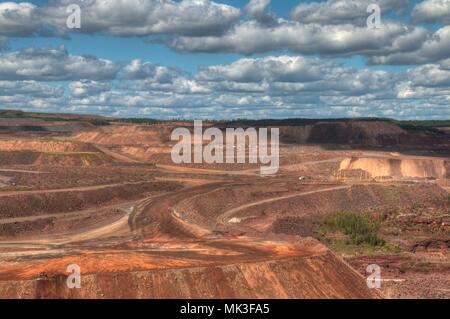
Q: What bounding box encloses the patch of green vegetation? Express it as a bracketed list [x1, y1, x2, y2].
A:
[4, 110, 450, 130]
[321, 211, 385, 246]
[396, 119, 450, 135]
[398, 120, 450, 128]
[397, 123, 443, 135]
[218, 117, 396, 127]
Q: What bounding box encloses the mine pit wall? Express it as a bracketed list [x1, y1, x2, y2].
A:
[72, 125, 173, 145]
[0, 150, 113, 167]
[0, 251, 380, 299]
[173, 184, 447, 229]
[0, 182, 182, 219]
[0, 120, 95, 134]
[340, 157, 448, 179]
[232, 184, 448, 224]
[0, 181, 183, 238]
[276, 121, 449, 149]
[171, 185, 314, 229]
[0, 151, 40, 165]
[278, 121, 407, 146]
[33, 152, 112, 167]
[0, 140, 96, 153]
[116, 145, 172, 161]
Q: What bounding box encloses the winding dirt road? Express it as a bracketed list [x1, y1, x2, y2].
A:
[217, 185, 351, 224]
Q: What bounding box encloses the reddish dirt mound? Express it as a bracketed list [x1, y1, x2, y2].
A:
[0, 241, 379, 299]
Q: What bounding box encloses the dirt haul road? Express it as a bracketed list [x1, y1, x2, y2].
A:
[217, 185, 351, 225]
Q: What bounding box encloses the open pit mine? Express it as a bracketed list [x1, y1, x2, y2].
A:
[0, 114, 449, 299]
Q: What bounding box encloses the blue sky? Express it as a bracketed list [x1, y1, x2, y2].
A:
[7, 1, 332, 72]
[10, 0, 421, 72]
[0, 0, 449, 119]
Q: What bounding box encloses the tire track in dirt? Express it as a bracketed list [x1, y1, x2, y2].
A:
[0, 169, 49, 174]
[0, 181, 154, 197]
[128, 182, 249, 236]
[0, 203, 137, 246]
[0, 199, 141, 225]
[156, 164, 259, 176]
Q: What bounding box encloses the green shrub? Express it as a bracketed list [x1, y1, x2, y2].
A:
[324, 212, 385, 246]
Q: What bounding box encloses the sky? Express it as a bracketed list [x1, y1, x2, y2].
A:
[0, 0, 449, 120]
